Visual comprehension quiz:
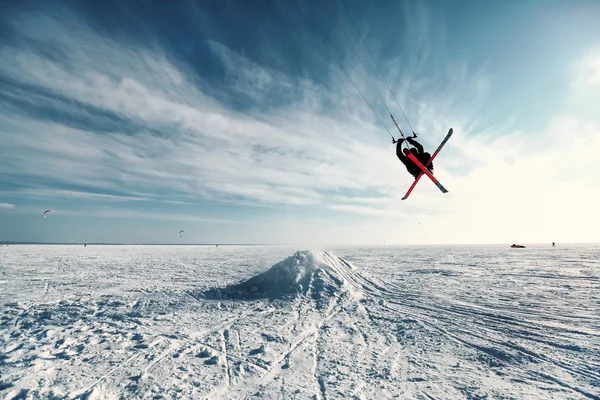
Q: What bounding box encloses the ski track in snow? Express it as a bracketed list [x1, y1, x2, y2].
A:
[0, 244, 599, 399]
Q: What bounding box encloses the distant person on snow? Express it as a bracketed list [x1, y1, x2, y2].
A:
[394, 135, 433, 179]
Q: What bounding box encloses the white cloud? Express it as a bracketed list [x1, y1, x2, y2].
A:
[567, 46, 600, 121]
[574, 48, 600, 86]
[0, 203, 15, 209]
[588, 59, 600, 85]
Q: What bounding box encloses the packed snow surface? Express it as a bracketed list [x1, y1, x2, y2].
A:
[1, 244, 599, 399]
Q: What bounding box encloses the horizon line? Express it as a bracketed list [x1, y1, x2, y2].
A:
[1, 241, 596, 246]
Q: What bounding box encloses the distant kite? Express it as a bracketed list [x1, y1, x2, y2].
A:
[178, 230, 184, 238]
[43, 209, 53, 218]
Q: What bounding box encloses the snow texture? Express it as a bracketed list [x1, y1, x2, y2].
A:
[1, 244, 599, 399]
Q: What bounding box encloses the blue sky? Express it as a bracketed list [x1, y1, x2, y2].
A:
[1, 0, 600, 244]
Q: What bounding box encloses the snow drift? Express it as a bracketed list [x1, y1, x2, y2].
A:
[200, 250, 361, 302]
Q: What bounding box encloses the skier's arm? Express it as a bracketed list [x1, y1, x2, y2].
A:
[396, 138, 406, 160]
[407, 137, 424, 154]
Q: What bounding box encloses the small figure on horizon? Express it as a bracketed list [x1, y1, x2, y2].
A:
[84, 244, 87, 247]
[552, 242, 556, 247]
[394, 135, 433, 179]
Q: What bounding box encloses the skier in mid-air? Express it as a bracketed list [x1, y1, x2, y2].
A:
[394, 135, 433, 179]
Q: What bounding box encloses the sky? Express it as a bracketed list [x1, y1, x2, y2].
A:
[1, 0, 600, 245]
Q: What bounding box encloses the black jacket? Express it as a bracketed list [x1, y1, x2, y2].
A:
[396, 138, 433, 178]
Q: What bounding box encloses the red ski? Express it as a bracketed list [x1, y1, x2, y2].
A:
[401, 128, 453, 200]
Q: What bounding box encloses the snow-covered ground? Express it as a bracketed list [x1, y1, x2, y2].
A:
[1, 244, 599, 399]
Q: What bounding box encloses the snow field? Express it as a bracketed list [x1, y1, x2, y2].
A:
[1, 244, 598, 399]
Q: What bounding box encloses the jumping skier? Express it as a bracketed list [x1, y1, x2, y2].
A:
[394, 135, 433, 179]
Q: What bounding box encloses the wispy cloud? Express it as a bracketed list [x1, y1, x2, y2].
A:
[1, 189, 148, 202]
[55, 207, 244, 224]
[573, 47, 600, 85]
[2, 4, 463, 218]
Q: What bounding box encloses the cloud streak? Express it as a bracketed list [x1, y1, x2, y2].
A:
[1, 4, 451, 219]
[55, 206, 245, 224]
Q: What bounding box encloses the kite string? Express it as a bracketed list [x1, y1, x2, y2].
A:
[290, 0, 395, 140]
[338, 0, 415, 134]
[323, 0, 394, 119]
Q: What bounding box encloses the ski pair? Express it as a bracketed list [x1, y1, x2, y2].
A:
[401, 128, 453, 200]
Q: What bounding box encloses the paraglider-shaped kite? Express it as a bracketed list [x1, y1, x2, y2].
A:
[43, 209, 53, 218]
[178, 230, 184, 238]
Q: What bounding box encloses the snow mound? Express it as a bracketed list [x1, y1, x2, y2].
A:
[201, 250, 361, 302]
